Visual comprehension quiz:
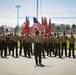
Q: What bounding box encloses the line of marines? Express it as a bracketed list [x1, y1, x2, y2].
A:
[0, 30, 76, 65]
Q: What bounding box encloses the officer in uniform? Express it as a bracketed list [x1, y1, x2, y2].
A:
[19, 32, 24, 56]
[29, 35, 33, 55]
[52, 33, 56, 54]
[46, 34, 53, 57]
[31, 30, 42, 65]
[0, 34, 2, 57]
[68, 32, 75, 58]
[10, 33, 14, 56]
[6, 34, 11, 55]
[23, 34, 31, 57]
[61, 31, 68, 57]
[0, 33, 2, 54]
[12, 31, 19, 57]
[1, 30, 7, 58]
[41, 36, 46, 58]
[54, 33, 62, 58]
[23, 35, 26, 57]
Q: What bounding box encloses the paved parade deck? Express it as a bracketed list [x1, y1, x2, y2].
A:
[0, 51, 76, 75]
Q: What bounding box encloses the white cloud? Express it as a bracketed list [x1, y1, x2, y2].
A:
[63, 7, 68, 10]
[71, 8, 76, 10]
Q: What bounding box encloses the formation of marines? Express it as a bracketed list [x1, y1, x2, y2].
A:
[0, 30, 76, 65]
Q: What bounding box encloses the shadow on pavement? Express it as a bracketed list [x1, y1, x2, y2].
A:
[34, 64, 53, 68]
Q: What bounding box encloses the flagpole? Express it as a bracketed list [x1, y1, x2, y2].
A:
[37, 0, 38, 20]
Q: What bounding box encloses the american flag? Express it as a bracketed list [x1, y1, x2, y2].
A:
[33, 17, 44, 33]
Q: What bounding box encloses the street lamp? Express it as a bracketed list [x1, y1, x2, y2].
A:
[15, 5, 21, 26]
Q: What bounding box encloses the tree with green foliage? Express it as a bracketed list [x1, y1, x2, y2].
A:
[65, 24, 70, 33]
[72, 24, 76, 33]
[14, 25, 20, 33]
[60, 24, 66, 32]
[0, 25, 4, 33]
[56, 25, 61, 32]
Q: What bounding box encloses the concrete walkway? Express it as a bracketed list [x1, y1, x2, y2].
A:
[0, 51, 76, 75]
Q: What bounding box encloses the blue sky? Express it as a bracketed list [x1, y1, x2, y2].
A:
[0, 0, 76, 27]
